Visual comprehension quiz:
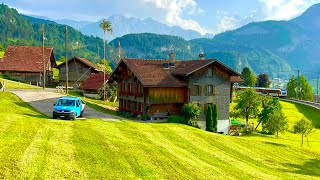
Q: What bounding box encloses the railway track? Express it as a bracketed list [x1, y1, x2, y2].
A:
[281, 98, 320, 110]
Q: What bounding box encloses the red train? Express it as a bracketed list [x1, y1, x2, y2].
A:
[235, 87, 287, 98]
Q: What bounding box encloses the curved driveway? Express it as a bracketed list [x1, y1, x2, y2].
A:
[9, 89, 120, 121]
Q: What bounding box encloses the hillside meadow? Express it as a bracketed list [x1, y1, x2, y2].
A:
[0, 92, 319, 179]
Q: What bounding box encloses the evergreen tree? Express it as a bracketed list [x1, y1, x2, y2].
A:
[212, 104, 218, 133]
[206, 104, 213, 132]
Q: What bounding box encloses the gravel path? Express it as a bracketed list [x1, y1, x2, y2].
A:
[9, 89, 120, 121]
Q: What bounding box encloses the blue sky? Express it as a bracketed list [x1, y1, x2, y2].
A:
[1, 0, 319, 34]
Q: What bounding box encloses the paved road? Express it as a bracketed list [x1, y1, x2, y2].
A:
[9, 89, 120, 121]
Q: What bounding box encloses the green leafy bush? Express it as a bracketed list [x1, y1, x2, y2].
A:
[168, 115, 186, 124]
[182, 103, 201, 123]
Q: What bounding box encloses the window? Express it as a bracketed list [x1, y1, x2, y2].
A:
[207, 67, 213, 77]
[191, 85, 202, 96]
[206, 85, 216, 95]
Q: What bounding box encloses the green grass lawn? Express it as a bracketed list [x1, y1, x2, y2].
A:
[0, 77, 41, 89]
[1, 92, 320, 179]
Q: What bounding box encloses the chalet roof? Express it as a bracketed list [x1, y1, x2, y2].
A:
[230, 76, 244, 83]
[122, 59, 187, 87]
[0, 45, 56, 73]
[110, 58, 241, 87]
[81, 73, 110, 91]
[56, 57, 101, 71]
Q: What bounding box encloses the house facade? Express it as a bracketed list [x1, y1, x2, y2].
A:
[108, 54, 242, 133]
[0, 45, 56, 85]
[56, 57, 101, 88]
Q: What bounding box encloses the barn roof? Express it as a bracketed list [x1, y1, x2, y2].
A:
[81, 73, 110, 91]
[56, 57, 101, 71]
[110, 58, 241, 87]
[0, 45, 56, 73]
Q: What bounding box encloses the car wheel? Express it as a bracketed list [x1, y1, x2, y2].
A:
[79, 111, 83, 117]
[53, 113, 57, 119]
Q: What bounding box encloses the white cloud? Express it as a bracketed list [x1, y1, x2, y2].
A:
[259, 0, 320, 20]
[142, 0, 208, 35]
[215, 16, 240, 33]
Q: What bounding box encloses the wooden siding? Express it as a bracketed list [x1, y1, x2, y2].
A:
[148, 87, 187, 104]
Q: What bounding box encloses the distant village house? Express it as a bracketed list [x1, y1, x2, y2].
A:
[56, 57, 102, 88]
[0, 45, 56, 85]
[108, 53, 243, 133]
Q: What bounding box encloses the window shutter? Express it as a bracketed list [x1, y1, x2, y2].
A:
[214, 86, 217, 95]
[199, 85, 202, 95]
[205, 85, 208, 96]
[190, 85, 194, 96]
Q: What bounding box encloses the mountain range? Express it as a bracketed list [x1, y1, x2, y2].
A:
[55, 15, 214, 41]
[1, 3, 320, 83]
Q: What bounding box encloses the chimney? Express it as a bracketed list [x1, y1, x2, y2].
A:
[199, 53, 205, 60]
[169, 52, 175, 66]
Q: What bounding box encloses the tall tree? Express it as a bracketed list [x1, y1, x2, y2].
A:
[286, 75, 313, 101]
[257, 97, 281, 130]
[263, 109, 287, 138]
[234, 88, 261, 125]
[96, 59, 112, 73]
[100, 19, 113, 101]
[240, 67, 257, 87]
[257, 73, 271, 88]
[294, 119, 314, 147]
[286, 76, 297, 98]
[299, 76, 314, 101]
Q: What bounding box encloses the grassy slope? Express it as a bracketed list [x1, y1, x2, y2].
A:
[0, 92, 320, 179]
[0, 51, 4, 58]
[0, 77, 41, 89]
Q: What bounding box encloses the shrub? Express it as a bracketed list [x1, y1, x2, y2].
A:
[182, 103, 201, 123]
[168, 115, 186, 124]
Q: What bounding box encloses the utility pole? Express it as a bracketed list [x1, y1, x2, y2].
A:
[65, 25, 69, 94]
[295, 70, 300, 100]
[41, 24, 45, 89]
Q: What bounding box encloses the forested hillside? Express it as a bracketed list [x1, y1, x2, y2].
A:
[0, 4, 113, 64]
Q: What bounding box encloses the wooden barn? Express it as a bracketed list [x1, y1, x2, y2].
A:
[56, 57, 102, 88]
[0, 45, 56, 85]
[80, 73, 110, 99]
[108, 53, 243, 133]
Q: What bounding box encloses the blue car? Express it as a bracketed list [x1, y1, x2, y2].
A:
[53, 97, 85, 120]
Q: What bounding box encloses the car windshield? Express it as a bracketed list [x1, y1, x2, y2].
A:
[56, 99, 75, 106]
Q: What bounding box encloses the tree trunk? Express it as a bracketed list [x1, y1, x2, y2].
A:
[306, 136, 309, 147]
[301, 134, 304, 147]
[255, 121, 261, 130]
[246, 116, 249, 125]
[113, 95, 117, 103]
[276, 130, 279, 139]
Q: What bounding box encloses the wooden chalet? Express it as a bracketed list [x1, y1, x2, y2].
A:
[80, 73, 110, 99]
[56, 57, 102, 88]
[0, 45, 56, 85]
[109, 53, 243, 133]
